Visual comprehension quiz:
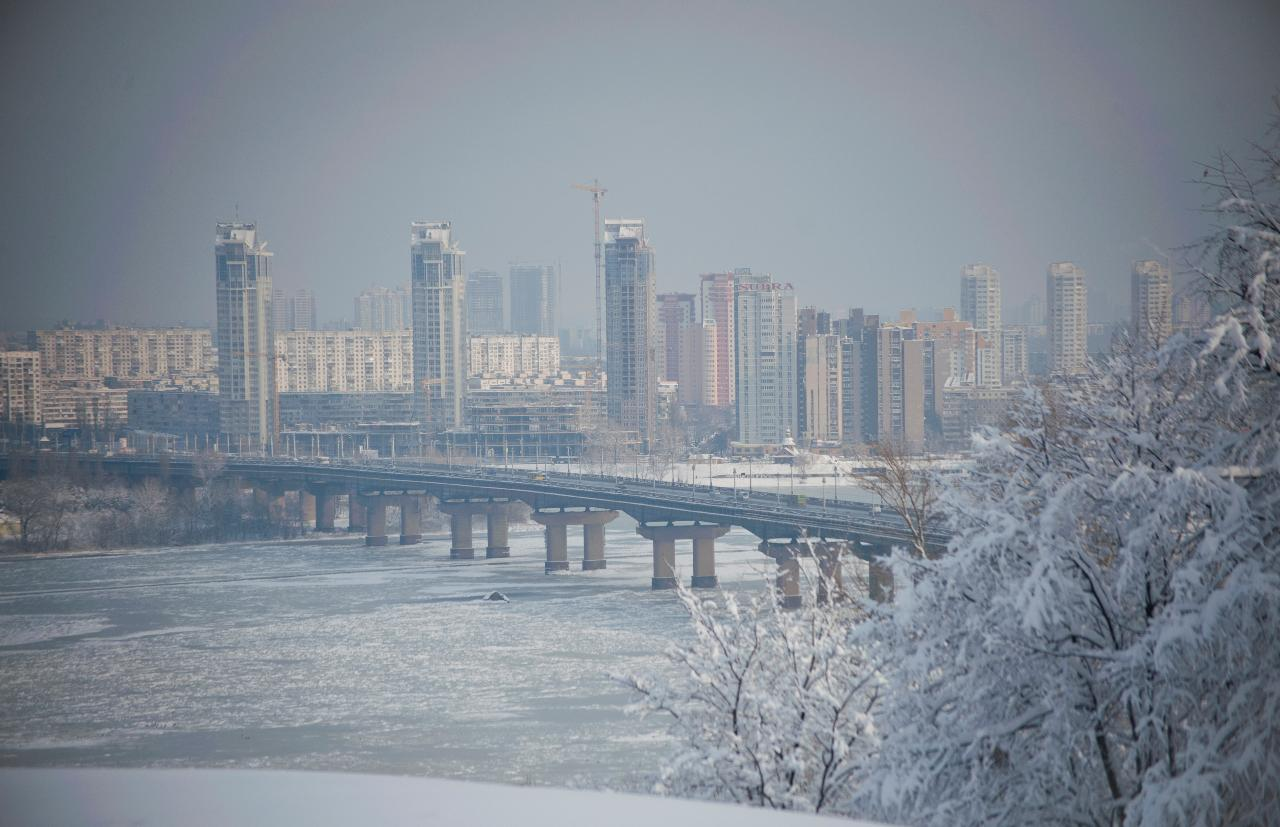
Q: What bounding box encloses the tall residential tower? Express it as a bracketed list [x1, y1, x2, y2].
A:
[215, 222, 276, 449]
[410, 221, 467, 433]
[960, 264, 1002, 385]
[604, 219, 656, 447]
[734, 273, 797, 446]
[509, 264, 558, 337]
[1047, 261, 1089, 375]
[1131, 259, 1172, 348]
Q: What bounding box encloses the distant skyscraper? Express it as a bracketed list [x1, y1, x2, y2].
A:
[509, 264, 558, 337]
[354, 285, 410, 331]
[734, 273, 797, 446]
[699, 272, 737, 408]
[467, 270, 505, 334]
[604, 220, 656, 446]
[656, 292, 696, 383]
[877, 324, 925, 452]
[410, 221, 467, 432]
[960, 264, 1002, 385]
[1047, 262, 1089, 375]
[802, 333, 842, 445]
[215, 221, 275, 449]
[272, 288, 317, 332]
[1131, 259, 1172, 348]
[1002, 325, 1028, 384]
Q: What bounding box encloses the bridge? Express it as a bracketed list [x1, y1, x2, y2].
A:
[0, 453, 949, 606]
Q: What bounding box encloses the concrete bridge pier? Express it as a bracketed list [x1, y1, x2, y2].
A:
[438, 504, 476, 559]
[760, 542, 804, 609]
[638, 524, 730, 589]
[530, 509, 617, 573]
[399, 496, 423, 545]
[532, 512, 570, 572]
[485, 504, 511, 558]
[347, 492, 366, 532]
[868, 558, 894, 603]
[577, 510, 618, 570]
[815, 544, 846, 605]
[316, 490, 337, 532]
[364, 498, 388, 546]
[301, 490, 316, 526]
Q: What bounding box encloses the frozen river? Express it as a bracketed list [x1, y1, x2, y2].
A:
[0, 518, 780, 789]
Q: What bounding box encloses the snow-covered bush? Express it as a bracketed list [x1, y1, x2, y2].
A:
[620, 580, 882, 814]
[859, 123, 1280, 826]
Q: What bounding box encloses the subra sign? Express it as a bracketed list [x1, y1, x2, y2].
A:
[737, 282, 794, 292]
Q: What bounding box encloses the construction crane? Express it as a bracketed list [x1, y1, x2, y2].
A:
[572, 179, 606, 367]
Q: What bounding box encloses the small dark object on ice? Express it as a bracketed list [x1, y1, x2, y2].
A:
[486, 591, 510, 602]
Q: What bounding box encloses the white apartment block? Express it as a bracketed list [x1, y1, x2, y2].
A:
[0, 351, 42, 425]
[276, 330, 413, 393]
[1047, 262, 1089, 375]
[803, 333, 843, 445]
[1002, 325, 1028, 383]
[468, 335, 560, 377]
[960, 264, 1002, 385]
[734, 273, 797, 446]
[1131, 259, 1172, 348]
[36, 328, 213, 381]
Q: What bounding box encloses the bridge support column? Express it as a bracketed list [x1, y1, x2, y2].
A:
[485, 504, 510, 558]
[438, 503, 476, 559]
[347, 493, 366, 532]
[399, 496, 423, 545]
[364, 498, 388, 546]
[760, 541, 805, 609]
[301, 490, 316, 526]
[638, 524, 730, 589]
[532, 510, 618, 572]
[816, 544, 846, 606]
[869, 559, 894, 603]
[316, 492, 337, 532]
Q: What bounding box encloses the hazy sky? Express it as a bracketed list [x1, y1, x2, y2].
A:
[3, 0, 1278, 330]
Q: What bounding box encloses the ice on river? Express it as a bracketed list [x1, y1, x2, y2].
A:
[0, 517, 779, 789]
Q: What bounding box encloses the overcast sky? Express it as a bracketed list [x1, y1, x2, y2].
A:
[2, 0, 1278, 330]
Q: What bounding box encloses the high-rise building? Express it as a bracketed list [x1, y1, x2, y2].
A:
[276, 330, 413, 393]
[1131, 259, 1172, 348]
[354, 285, 411, 331]
[699, 272, 737, 408]
[509, 264, 558, 337]
[960, 264, 1002, 385]
[215, 221, 275, 449]
[273, 288, 316, 332]
[1002, 325, 1028, 384]
[734, 273, 797, 446]
[604, 220, 656, 446]
[656, 292, 696, 383]
[0, 351, 42, 425]
[468, 334, 560, 376]
[802, 333, 842, 446]
[410, 221, 467, 432]
[839, 337, 862, 447]
[1047, 262, 1089, 375]
[35, 328, 214, 383]
[466, 270, 505, 335]
[877, 325, 925, 453]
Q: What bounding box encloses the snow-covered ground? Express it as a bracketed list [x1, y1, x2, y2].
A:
[0, 768, 882, 826]
[0, 518, 799, 788]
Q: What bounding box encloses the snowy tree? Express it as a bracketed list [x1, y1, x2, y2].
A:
[619, 575, 882, 815]
[858, 120, 1280, 826]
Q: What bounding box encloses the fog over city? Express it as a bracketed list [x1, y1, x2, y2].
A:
[4, 3, 1280, 825]
[3, 0, 1279, 330]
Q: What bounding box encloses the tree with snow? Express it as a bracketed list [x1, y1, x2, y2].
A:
[620, 576, 882, 815]
[858, 119, 1280, 826]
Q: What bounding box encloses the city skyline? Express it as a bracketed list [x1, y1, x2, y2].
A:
[4, 1, 1279, 331]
